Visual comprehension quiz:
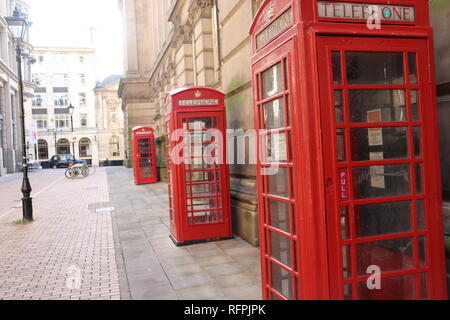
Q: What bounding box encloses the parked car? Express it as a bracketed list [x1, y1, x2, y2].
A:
[48, 154, 76, 168]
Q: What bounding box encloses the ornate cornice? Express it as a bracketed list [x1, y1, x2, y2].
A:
[188, 0, 212, 26]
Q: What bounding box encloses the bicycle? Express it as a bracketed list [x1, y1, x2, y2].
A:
[65, 163, 90, 179]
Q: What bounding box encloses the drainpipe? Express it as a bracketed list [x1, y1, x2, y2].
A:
[212, 0, 222, 84]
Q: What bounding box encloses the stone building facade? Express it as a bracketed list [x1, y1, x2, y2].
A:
[118, 0, 264, 245]
[94, 75, 125, 167]
[0, 0, 35, 176]
[25, 46, 99, 166]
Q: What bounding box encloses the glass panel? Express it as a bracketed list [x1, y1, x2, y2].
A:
[408, 53, 417, 84]
[344, 284, 352, 300]
[419, 236, 427, 267]
[413, 127, 422, 158]
[332, 51, 342, 84]
[269, 199, 290, 233]
[356, 238, 414, 275]
[263, 133, 288, 163]
[352, 164, 411, 199]
[271, 263, 293, 300]
[346, 52, 404, 85]
[415, 163, 423, 194]
[335, 90, 344, 123]
[264, 98, 285, 130]
[349, 90, 406, 123]
[263, 63, 283, 99]
[358, 274, 416, 300]
[416, 199, 425, 230]
[336, 129, 346, 162]
[267, 167, 289, 198]
[350, 127, 408, 161]
[270, 231, 292, 267]
[355, 201, 412, 237]
[341, 207, 350, 240]
[343, 245, 351, 278]
[411, 90, 420, 121]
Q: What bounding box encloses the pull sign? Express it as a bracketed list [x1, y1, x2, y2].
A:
[317, 1, 416, 23]
[339, 169, 349, 201]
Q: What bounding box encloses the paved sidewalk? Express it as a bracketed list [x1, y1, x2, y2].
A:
[107, 167, 262, 300]
[0, 168, 120, 300]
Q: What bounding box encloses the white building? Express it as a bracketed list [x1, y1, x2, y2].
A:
[0, 0, 35, 176]
[26, 46, 100, 166]
[94, 74, 125, 167]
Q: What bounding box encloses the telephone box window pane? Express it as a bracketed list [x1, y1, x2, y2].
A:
[264, 98, 285, 130]
[352, 164, 411, 199]
[262, 63, 283, 99]
[356, 238, 414, 275]
[271, 263, 293, 300]
[342, 245, 351, 278]
[419, 236, 427, 267]
[270, 231, 292, 267]
[411, 90, 420, 121]
[408, 53, 417, 84]
[349, 90, 406, 123]
[413, 127, 422, 158]
[358, 274, 415, 300]
[416, 199, 425, 230]
[344, 284, 352, 300]
[141, 168, 153, 178]
[350, 127, 408, 161]
[264, 133, 288, 163]
[341, 207, 349, 240]
[421, 273, 428, 299]
[346, 52, 404, 85]
[267, 167, 289, 198]
[415, 164, 424, 194]
[336, 129, 346, 162]
[355, 201, 412, 237]
[269, 199, 290, 233]
[332, 51, 342, 84]
[335, 90, 344, 123]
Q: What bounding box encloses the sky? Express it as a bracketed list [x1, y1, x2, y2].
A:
[26, 0, 124, 82]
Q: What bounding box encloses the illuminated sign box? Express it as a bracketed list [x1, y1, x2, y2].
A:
[317, 1, 416, 22]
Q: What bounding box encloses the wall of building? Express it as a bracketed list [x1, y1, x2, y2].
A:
[26, 46, 99, 166]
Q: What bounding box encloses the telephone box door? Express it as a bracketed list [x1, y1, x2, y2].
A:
[318, 36, 447, 299]
[178, 112, 231, 241]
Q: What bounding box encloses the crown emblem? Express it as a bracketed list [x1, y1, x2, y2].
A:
[194, 90, 202, 98]
[268, 2, 275, 19]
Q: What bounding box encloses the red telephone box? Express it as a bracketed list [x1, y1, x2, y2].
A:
[132, 126, 157, 185]
[250, 0, 447, 300]
[164, 87, 232, 246]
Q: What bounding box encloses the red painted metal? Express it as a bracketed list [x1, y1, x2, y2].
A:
[250, 0, 447, 300]
[132, 126, 158, 185]
[164, 87, 232, 246]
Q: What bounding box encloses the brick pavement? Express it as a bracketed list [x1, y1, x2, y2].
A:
[0, 168, 120, 300]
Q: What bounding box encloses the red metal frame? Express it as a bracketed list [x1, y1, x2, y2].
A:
[164, 87, 232, 246]
[250, 0, 447, 300]
[132, 126, 158, 185]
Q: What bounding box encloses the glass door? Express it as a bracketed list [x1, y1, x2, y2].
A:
[137, 137, 154, 179]
[318, 37, 446, 300]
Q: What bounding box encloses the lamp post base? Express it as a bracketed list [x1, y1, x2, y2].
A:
[22, 197, 33, 222]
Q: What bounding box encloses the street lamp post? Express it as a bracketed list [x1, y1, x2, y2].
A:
[68, 103, 75, 160]
[6, 8, 32, 222]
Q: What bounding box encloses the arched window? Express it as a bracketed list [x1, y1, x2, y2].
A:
[110, 136, 120, 157]
[37, 139, 48, 160]
[79, 138, 91, 157]
[56, 138, 70, 155]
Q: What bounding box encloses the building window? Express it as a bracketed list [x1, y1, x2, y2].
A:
[32, 94, 46, 107]
[54, 93, 68, 107]
[52, 54, 68, 65]
[53, 73, 69, 86]
[110, 136, 120, 157]
[37, 139, 48, 160]
[79, 74, 86, 85]
[32, 73, 45, 86]
[79, 93, 86, 106]
[33, 115, 48, 129]
[110, 106, 117, 123]
[37, 55, 44, 64]
[79, 138, 91, 157]
[80, 113, 87, 127]
[56, 138, 70, 154]
[55, 115, 70, 129]
[79, 55, 85, 63]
